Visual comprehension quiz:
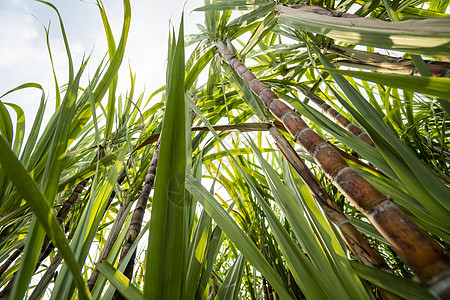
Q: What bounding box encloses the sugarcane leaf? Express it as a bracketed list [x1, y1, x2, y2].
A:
[215, 253, 246, 300]
[90, 203, 132, 298]
[10, 56, 87, 300]
[278, 5, 450, 56]
[97, 0, 118, 142]
[69, 0, 130, 141]
[185, 210, 212, 299]
[203, 147, 275, 163]
[3, 103, 25, 156]
[246, 137, 369, 299]
[195, 0, 273, 12]
[399, 5, 450, 17]
[240, 11, 277, 57]
[36, 0, 74, 85]
[350, 261, 434, 299]
[324, 68, 450, 101]
[0, 101, 13, 203]
[225, 64, 269, 121]
[58, 152, 117, 192]
[144, 16, 187, 299]
[97, 261, 144, 300]
[0, 101, 13, 147]
[225, 3, 275, 33]
[101, 222, 150, 300]
[195, 225, 223, 299]
[50, 141, 128, 300]
[0, 83, 45, 166]
[186, 47, 215, 90]
[229, 164, 332, 299]
[185, 174, 292, 299]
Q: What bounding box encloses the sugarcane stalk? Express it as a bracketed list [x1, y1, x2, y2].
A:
[269, 125, 385, 266]
[293, 84, 376, 147]
[112, 143, 159, 299]
[325, 44, 450, 77]
[28, 254, 62, 300]
[215, 38, 450, 298]
[269, 125, 400, 300]
[0, 247, 22, 281]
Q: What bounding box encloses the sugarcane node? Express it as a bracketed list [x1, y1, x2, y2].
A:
[145, 173, 155, 183]
[321, 102, 331, 111]
[232, 61, 244, 72]
[282, 112, 307, 137]
[327, 111, 341, 122]
[230, 58, 241, 69]
[268, 99, 290, 119]
[358, 133, 376, 147]
[141, 189, 150, 199]
[312, 143, 348, 174]
[148, 165, 157, 174]
[346, 123, 363, 136]
[128, 230, 138, 241]
[242, 69, 256, 84]
[339, 225, 385, 267]
[260, 88, 278, 107]
[133, 209, 146, 221]
[295, 127, 324, 153]
[325, 106, 338, 116]
[214, 39, 236, 62]
[369, 203, 450, 280]
[250, 80, 267, 95]
[335, 113, 351, 127]
[236, 64, 248, 77]
[332, 166, 386, 210]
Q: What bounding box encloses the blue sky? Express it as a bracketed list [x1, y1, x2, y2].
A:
[0, 0, 205, 136]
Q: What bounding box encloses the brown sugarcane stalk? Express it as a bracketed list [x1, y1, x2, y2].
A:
[118, 143, 159, 274]
[215, 38, 450, 298]
[293, 84, 376, 147]
[269, 125, 400, 300]
[262, 277, 270, 300]
[269, 125, 387, 268]
[0, 246, 23, 280]
[111, 143, 159, 299]
[28, 254, 62, 300]
[325, 44, 450, 78]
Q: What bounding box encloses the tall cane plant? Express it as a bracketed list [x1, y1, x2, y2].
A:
[0, 0, 449, 299]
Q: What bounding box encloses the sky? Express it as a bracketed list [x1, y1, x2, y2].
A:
[0, 0, 206, 136]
